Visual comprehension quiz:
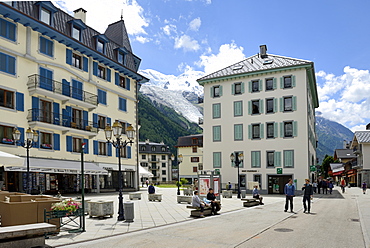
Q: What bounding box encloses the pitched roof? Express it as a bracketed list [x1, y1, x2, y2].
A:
[104, 20, 132, 53]
[334, 149, 356, 159]
[176, 134, 203, 147]
[197, 53, 312, 83]
[354, 131, 370, 143]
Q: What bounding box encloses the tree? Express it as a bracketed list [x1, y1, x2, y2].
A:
[321, 155, 339, 178]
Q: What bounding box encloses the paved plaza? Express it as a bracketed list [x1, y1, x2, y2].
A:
[47, 186, 370, 248]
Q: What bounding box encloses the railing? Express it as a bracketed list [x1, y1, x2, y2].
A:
[150, 158, 160, 162]
[149, 165, 159, 170]
[28, 74, 98, 106]
[27, 109, 98, 133]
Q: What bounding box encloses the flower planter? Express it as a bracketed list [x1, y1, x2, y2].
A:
[88, 200, 114, 218]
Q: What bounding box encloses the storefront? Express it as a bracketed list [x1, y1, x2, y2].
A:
[98, 163, 137, 191]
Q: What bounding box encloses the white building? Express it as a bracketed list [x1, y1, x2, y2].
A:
[351, 125, 370, 187]
[197, 45, 318, 194]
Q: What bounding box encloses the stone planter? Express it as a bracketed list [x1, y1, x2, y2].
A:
[148, 194, 162, 202]
[129, 192, 142, 200]
[88, 200, 114, 218]
[183, 188, 193, 196]
[222, 190, 233, 198]
[177, 195, 192, 204]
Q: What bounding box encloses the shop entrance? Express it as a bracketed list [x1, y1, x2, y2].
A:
[268, 175, 292, 194]
[6, 172, 19, 192]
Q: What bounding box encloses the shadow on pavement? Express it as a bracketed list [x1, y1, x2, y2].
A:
[314, 189, 344, 199]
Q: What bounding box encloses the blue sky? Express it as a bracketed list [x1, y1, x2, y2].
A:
[54, 0, 370, 132]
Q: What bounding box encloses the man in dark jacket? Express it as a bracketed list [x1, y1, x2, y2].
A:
[302, 179, 313, 214]
[206, 188, 220, 215]
[148, 183, 155, 194]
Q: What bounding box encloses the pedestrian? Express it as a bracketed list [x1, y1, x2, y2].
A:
[192, 190, 207, 218]
[227, 181, 232, 190]
[318, 180, 322, 194]
[148, 183, 155, 194]
[362, 181, 367, 194]
[328, 181, 333, 194]
[322, 179, 328, 194]
[206, 188, 221, 215]
[340, 178, 346, 193]
[302, 179, 313, 214]
[312, 181, 317, 194]
[284, 178, 295, 213]
[145, 179, 149, 187]
[252, 185, 264, 205]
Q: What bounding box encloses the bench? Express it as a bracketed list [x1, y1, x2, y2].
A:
[0, 223, 56, 248]
[186, 205, 212, 217]
[222, 190, 233, 198]
[241, 198, 260, 207]
[148, 194, 162, 202]
[177, 195, 192, 204]
[129, 192, 142, 200]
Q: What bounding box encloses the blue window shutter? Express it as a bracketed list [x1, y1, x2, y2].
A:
[126, 78, 130, 90]
[93, 140, 98, 155]
[62, 108, 67, 126]
[107, 117, 111, 126]
[93, 113, 98, 128]
[106, 68, 111, 82]
[34, 130, 39, 148]
[16, 92, 24, 111]
[17, 127, 24, 146]
[273, 98, 278, 113]
[260, 123, 264, 139]
[53, 102, 60, 125]
[259, 79, 263, 91]
[53, 133, 60, 151]
[83, 139, 89, 154]
[66, 136, 72, 152]
[72, 79, 83, 101]
[107, 143, 112, 156]
[93, 61, 98, 76]
[275, 151, 281, 167]
[66, 48, 72, 65]
[62, 79, 70, 96]
[259, 99, 264, 114]
[83, 57, 88, 72]
[32, 96, 39, 121]
[97, 89, 102, 104]
[280, 77, 283, 88]
[83, 110, 88, 129]
[66, 106, 72, 127]
[115, 72, 120, 86]
[0, 19, 16, 41]
[127, 146, 131, 159]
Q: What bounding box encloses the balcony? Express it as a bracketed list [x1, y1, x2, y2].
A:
[150, 158, 160, 162]
[27, 74, 98, 109]
[27, 109, 98, 136]
[149, 165, 159, 170]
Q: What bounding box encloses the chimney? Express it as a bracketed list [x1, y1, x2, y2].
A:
[74, 8, 87, 23]
[260, 45, 268, 59]
[366, 123, 370, 130]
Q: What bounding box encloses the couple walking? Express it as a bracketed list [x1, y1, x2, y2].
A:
[284, 178, 313, 214]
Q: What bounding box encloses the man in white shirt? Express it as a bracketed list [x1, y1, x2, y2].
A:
[192, 191, 206, 218]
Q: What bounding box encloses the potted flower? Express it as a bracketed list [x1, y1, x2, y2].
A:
[2, 138, 14, 144]
[51, 198, 82, 217]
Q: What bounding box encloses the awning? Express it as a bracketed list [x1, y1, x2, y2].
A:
[3, 158, 107, 175]
[139, 166, 153, 177]
[97, 163, 136, 172]
[346, 169, 357, 176]
[332, 171, 344, 176]
[0, 151, 25, 167]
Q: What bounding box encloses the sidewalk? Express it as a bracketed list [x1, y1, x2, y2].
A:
[46, 187, 285, 247]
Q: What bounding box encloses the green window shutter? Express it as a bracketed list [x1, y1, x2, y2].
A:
[273, 78, 277, 89]
[213, 152, 221, 168]
[241, 82, 245, 93]
[292, 96, 297, 111]
[248, 124, 252, 139]
[259, 79, 263, 91]
[219, 85, 223, 96]
[234, 124, 243, 140]
[284, 150, 294, 167]
[280, 77, 283, 89]
[259, 99, 264, 114]
[251, 151, 256, 167]
[234, 101, 242, 116]
[292, 75, 296, 87]
[273, 98, 278, 113]
[256, 151, 261, 167]
[279, 97, 283, 112]
[210, 87, 214, 98]
[213, 126, 221, 141]
[293, 121, 298, 137]
[260, 123, 264, 139]
[280, 122, 284, 138]
[248, 101, 252, 115]
[231, 84, 235, 95]
[274, 122, 278, 138]
[275, 151, 281, 167]
[248, 81, 252, 93]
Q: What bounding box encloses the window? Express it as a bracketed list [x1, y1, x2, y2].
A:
[252, 80, 259, 92]
[283, 76, 292, 88]
[40, 132, 52, 149]
[284, 97, 292, 111]
[72, 53, 82, 69]
[192, 146, 197, 153]
[98, 115, 106, 129]
[234, 124, 243, 141]
[252, 124, 260, 139]
[252, 100, 260, 114]
[117, 52, 125, 64]
[191, 157, 200, 163]
[266, 123, 275, 139]
[97, 65, 105, 79]
[267, 151, 274, 167]
[213, 152, 221, 168]
[212, 103, 221, 118]
[266, 98, 274, 113]
[72, 26, 80, 40]
[192, 139, 198, 145]
[161, 155, 166, 160]
[141, 145, 146, 151]
[120, 121, 127, 134]
[0, 52, 16, 75]
[97, 89, 107, 105]
[39, 37, 53, 57]
[0, 125, 14, 145]
[72, 137, 82, 153]
[151, 147, 156, 152]
[251, 151, 261, 168]
[0, 18, 16, 41]
[265, 78, 274, 91]
[254, 175, 261, 188]
[40, 99, 52, 123]
[97, 39, 104, 53]
[98, 141, 107, 155]
[0, 88, 14, 109]
[284, 150, 294, 168]
[162, 170, 167, 175]
[120, 146, 128, 158]
[211, 85, 222, 98]
[161, 146, 166, 152]
[213, 126, 221, 142]
[162, 163, 166, 168]
[119, 75, 126, 88]
[142, 154, 146, 159]
[284, 121, 293, 138]
[40, 7, 51, 25]
[234, 82, 243, 95]
[234, 101, 243, 117]
[141, 162, 148, 167]
[193, 167, 198, 173]
[119, 97, 127, 111]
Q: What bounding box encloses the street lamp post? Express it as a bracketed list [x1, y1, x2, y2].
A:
[171, 154, 183, 195]
[230, 152, 244, 199]
[104, 120, 135, 221]
[13, 127, 38, 194]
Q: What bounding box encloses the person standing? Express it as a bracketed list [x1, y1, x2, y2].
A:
[312, 181, 317, 193]
[340, 178, 346, 193]
[362, 181, 367, 194]
[322, 179, 328, 194]
[318, 180, 322, 194]
[328, 181, 333, 194]
[302, 179, 313, 214]
[145, 179, 149, 187]
[284, 178, 295, 213]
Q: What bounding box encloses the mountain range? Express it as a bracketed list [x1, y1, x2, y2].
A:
[138, 69, 355, 163]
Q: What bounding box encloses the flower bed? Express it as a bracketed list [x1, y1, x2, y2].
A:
[51, 198, 81, 215]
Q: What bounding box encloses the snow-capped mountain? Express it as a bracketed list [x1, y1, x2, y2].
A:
[139, 69, 205, 123]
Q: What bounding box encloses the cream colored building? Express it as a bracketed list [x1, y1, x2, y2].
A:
[0, 2, 148, 193]
[175, 134, 203, 184]
[197, 45, 318, 194]
[351, 128, 370, 187]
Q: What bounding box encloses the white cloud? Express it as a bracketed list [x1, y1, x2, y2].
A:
[316, 66, 370, 131]
[189, 17, 201, 31]
[52, 0, 149, 35]
[196, 42, 245, 75]
[174, 35, 200, 52]
[161, 24, 177, 36]
[135, 36, 151, 44]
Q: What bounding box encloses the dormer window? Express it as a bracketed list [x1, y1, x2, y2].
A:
[36, 1, 58, 27]
[94, 34, 109, 54]
[118, 52, 124, 64]
[40, 7, 51, 25]
[68, 19, 86, 41]
[115, 47, 128, 65]
[72, 26, 80, 40]
[97, 39, 104, 53]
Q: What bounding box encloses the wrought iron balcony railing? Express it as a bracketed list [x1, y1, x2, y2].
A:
[28, 74, 98, 106]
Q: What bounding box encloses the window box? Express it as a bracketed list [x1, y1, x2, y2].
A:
[71, 122, 77, 128]
[41, 144, 52, 149]
[2, 138, 14, 144]
[86, 126, 92, 131]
